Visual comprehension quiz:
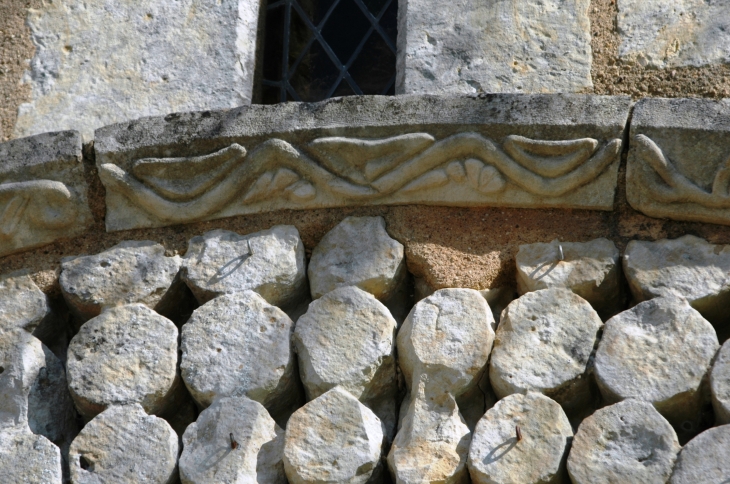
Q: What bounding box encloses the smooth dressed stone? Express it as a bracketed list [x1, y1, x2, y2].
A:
[711, 340, 730, 424]
[0, 271, 52, 335]
[567, 399, 680, 484]
[308, 216, 405, 302]
[284, 387, 383, 484]
[397, 288, 495, 397]
[67, 304, 180, 419]
[388, 380, 471, 484]
[69, 404, 179, 484]
[594, 297, 719, 428]
[293, 286, 398, 436]
[617, 0, 730, 68]
[515, 238, 622, 318]
[180, 291, 300, 425]
[0, 425, 62, 484]
[180, 395, 286, 484]
[15, 0, 260, 142]
[397, 0, 592, 94]
[60, 240, 183, 322]
[669, 424, 730, 484]
[181, 226, 307, 307]
[623, 235, 730, 334]
[468, 392, 572, 484]
[489, 288, 603, 411]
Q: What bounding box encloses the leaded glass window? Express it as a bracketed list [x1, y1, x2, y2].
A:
[259, 0, 397, 103]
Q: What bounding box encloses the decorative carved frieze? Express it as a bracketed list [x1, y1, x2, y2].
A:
[0, 132, 93, 257]
[627, 98, 730, 225]
[94, 95, 631, 231]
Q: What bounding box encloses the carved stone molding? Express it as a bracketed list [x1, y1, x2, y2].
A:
[94, 95, 631, 231]
[627, 98, 730, 226]
[0, 132, 93, 257]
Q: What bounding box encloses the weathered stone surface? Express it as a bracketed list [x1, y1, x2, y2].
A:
[618, 0, 730, 68]
[711, 340, 730, 424]
[308, 216, 405, 303]
[294, 286, 398, 437]
[516, 238, 622, 318]
[627, 98, 730, 231]
[0, 329, 77, 450]
[388, 380, 471, 484]
[623, 235, 730, 338]
[669, 424, 730, 484]
[594, 297, 719, 429]
[284, 387, 383, 484]
[468, 392, 572, 484]
[180, 395, 286, 484]
[0, 131, 92, 256]
[67, 304, 180, 420]
[0, 425, 62, 484]
[414, 280, 516, 325]
[69, 403, 179, 484]
[15, 0, 260, 142]
[181, 226, 307, 308]
[567, 399, 680, 484]
[181, 291, 301, 425]
[94, 95, 630, 231]
[490, 288, 603, 412]
[60, 240, 183, 322]
[397, 0, 592, 94]
[0, 270, 52, 335]
[397, 288, 495, 398]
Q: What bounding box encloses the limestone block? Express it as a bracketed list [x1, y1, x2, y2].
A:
[15, 0, 260, 142]
[94, 95, 630, 231]
[388, 380, 471, 484]
[467, 392, 572, 484]
[179, 395, 286, 484]
[397, 288, 495, 398]
[181, 226, 307, 308]
[0, 270, 52, 336]
[623, 235, 730, 337]
[515, 238, 622, 318]
[283, 387, 383, 484]
[627, 98, 730, 231]
[180, 291, 301, 425]
[67, 304, 180, 420]
[489, 288, 603, 411]
[594, 297, 719, 429]
[567, 399, 680, 484]
[618, 0, 730, 68]
[669, 424, 730, 484]
[397, 0, 592, 94]
[294, 286, 398, 437]
[308, 216, 405, 303]
[0, 425, 62, 484]
[69, 404, 179, 484]
[0, 330, 77, 446]
[60, 240, 183, 322]
[0, 131, 92, 257]
[711, 340, 730, 424]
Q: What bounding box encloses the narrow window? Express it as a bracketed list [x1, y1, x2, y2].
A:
[258, 0, 397, 103]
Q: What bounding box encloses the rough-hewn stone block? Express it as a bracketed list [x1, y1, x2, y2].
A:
[14, 0, 260, 141]
[0, 131, 92, 256]
[397, 0, 593, 94]
[95, 95, 630, 231]
[618, 0, 730, 69]
[627, 97, 730, 226]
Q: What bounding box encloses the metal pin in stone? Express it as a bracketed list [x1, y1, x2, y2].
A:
[558, 244, 564, 261]
[516, 425, 523, 442]
[230, 432, 238, 450]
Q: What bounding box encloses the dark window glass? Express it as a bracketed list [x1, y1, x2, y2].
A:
[258, 0, 397, 103]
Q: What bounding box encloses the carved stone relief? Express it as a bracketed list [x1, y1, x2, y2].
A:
[0, 131, 93, 257]
[94, 95, 631, 231]
[627, 98, 730, 226]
